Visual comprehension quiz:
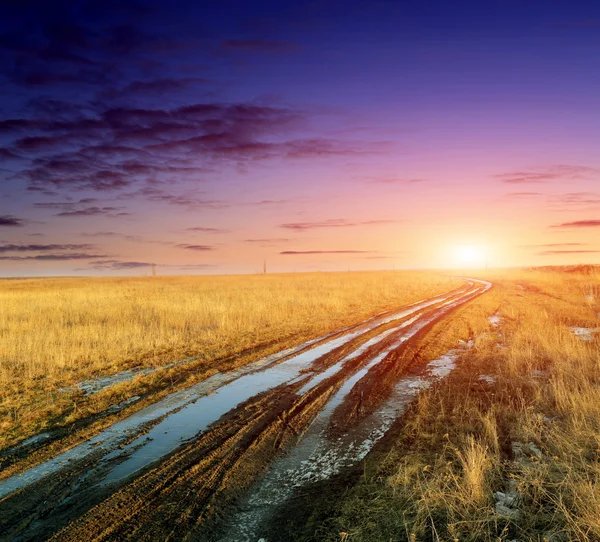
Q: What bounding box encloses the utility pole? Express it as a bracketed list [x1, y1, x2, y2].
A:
[263, 259, 267, 274]
[152, 263, 157, 277]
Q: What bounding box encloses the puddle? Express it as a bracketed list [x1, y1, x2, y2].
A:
[0, 287, 472, 499]
[479, 374, 496, 384]
[60, 290, 461, 397]
[221, 342, 473, 541]
[99, 303, 450, 484]
[296, 321, 414, 396]
[2, 432, 53, 457]
[220, 282, 492, 541]
[105, 396, 141, 414]
[62, 357, 198, 396]
[570, 327, 599, 342]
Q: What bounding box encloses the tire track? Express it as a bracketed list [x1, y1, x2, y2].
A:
[0, 280, 489, 541]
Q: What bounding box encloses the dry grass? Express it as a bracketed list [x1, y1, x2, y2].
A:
[0, 271, 458, 449]
[327, 268, 600, 541]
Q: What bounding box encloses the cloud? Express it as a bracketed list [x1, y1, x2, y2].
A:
[80, 260, 218, 272]
[82, 231, 133, 238]
[145, 193, 226, 208]
[177, 244, 215, 251]
[0, 244, 94, 253]
[5, 102, 306, 193]
[54, 206, 126, 217]
[548, 192, 600, 206]
[185, 227, 230, 234]
[537, 250, 600, 255]
[496, 165, 599, 184]
[34, 198, 99, 210]
[0, 148, 20, 159]
[0, 253, 107, 261]
[550, 220, 600, 228]
[281, 219, 397, 230]
[5, 98, 382, 197]
[80, 231, 172, 245]
[0, 215, 25, 227]
[80, 259, 154, 270]
[280, 250, 374, 255]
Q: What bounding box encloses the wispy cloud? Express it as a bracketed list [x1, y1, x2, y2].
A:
[185, 226, 230, 234]
[496, 165, 599, 184]
[0, 243, 94, 253]
[548, 192, 600, 206]
[86, 260, 154, 270]
[550, 220, 600, 228]
[0, 215, 26, 227]
[0, 253, 107, 261]
[177, 244, 215, 251]
[81, 231, 139, 240]
[280, 219, 397, 230]
[55, 206, 129, 217]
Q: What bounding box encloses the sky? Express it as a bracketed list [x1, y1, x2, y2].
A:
[1, 0, 600, 276]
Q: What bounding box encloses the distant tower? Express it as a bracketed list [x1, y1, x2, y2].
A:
[152, 263, 157, 277]
[263, 259, 267, 274]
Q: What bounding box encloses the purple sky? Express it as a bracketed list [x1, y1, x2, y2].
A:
[1, 0, 600, 275]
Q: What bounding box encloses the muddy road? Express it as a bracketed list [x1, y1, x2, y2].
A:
[0, 279, 491, 541]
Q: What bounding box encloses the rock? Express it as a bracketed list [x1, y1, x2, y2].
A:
[523, 442, 542, 459]
[512, 441, 524, 458]
[495, 489, 519, 508]
[495, 502, 521, 519]
[494, 491, 506, 501]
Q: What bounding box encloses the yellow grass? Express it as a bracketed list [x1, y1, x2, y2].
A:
[327, 268, 600, 541]
[0, 271, 459, 449]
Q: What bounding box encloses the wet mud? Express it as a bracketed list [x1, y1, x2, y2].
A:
[0, 280, 490, 542]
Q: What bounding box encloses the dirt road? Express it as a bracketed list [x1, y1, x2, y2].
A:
[0, 278, 490, 541]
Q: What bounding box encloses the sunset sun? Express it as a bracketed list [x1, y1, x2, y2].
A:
[453, 245, 486, 267]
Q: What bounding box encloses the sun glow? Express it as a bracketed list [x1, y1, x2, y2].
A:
[453, 245, 486, 268]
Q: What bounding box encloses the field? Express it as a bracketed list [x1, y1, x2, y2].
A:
[1, 268, 599, 541]
[0, 272, 458, 451]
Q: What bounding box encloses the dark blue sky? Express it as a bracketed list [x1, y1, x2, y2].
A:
[1, 0, 600, 274]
